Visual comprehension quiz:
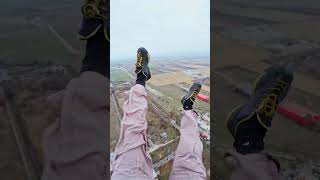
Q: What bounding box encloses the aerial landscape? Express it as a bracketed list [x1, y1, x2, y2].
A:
[3, 0, 320, 179]
[110, 0, 210, 179]
[212, 0, 320, 179]
[0, 1, 83, 179]
[110, 58, 211, 179]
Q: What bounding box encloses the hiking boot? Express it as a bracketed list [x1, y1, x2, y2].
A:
[227, 64, 293, 140]
[78, 0, 108, 41]
[253, 64, 293, 127]
[181, 82, 202, 110]
[135, 47, 151, 80]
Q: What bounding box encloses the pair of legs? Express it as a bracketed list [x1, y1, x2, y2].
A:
[111, 49, 206, 180]
[42, 1, 109, 180]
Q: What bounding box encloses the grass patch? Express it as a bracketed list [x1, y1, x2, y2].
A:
[0, 27, 74, 65]
[166, 126, 178, 140]
[111, 70, 131, 82]
[148, 83, 210, 114]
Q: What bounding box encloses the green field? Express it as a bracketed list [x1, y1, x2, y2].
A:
[148, 83, 210, 115]
[110, 70, 131, 82]
[110, 98, 121, 151]
[0, 1, 82, 67]
[0, 28, 77, 64]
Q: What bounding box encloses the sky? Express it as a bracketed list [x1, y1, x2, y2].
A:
[110, 0, 210, 62]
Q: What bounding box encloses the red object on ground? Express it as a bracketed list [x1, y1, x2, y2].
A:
[278, 102, 320, 127]
[199, 131, 209, 138]
[196, 94, 210, 103]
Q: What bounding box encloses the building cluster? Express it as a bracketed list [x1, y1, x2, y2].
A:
[198, 112, 210, 142]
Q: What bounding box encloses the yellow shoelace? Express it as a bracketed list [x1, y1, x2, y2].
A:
[257, 79, 289, 118]
[136, 52, 143, 67]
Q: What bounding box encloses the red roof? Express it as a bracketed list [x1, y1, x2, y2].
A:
[196, 94, 210, 103]
[278, 102, 320, 127]
[199, 131, 209, 138]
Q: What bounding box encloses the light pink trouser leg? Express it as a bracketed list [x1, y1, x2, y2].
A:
[111, 84, 154, 180]
[41, 72, 108, 180]
[227, 150, 283, 180]
[169, 110, 206, 180]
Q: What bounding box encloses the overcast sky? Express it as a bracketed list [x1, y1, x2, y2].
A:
[110, 0, 210, 62]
